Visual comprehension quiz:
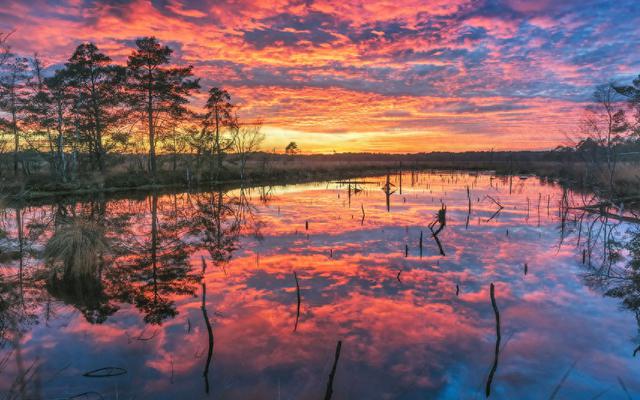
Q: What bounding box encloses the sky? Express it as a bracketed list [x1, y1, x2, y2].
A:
[1, 0, 639, 153]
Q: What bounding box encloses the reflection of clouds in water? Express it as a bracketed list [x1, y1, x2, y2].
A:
[1, 172, 639, 398]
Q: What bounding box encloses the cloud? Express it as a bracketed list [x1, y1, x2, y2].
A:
[0, 0, 637, 152]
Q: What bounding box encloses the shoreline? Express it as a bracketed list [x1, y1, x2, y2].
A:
[2, 160, 594, 205]
[2, 156, 639, 205]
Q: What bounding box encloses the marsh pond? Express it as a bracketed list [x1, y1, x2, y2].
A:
[2, 171, 640, 399]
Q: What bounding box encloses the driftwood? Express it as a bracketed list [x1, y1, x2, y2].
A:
[571, 205, 640, 224]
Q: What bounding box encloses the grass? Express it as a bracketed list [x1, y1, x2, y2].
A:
[1, 152, 639, 201]
[44, 220, 108, 278]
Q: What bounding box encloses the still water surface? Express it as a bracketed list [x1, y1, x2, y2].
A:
[1, 172, 639, 399]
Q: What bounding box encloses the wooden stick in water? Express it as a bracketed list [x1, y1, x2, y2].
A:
[485, 283, 501, 398]
[324, 340, 343, 400]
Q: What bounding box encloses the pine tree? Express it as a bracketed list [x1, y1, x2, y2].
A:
[126, 37, 199, 181]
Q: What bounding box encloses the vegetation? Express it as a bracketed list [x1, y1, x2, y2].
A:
[0, 33, 639, 201]
[0, 34, 262, 194]
[44, 219, 108, 278]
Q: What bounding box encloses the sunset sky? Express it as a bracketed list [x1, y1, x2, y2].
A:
[1, 0, 639, 153]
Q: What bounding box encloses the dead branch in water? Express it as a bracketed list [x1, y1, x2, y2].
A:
[485, 195, 504, 209]
[324, 340, 343, 400]
[548, 361, 577, 400]
[485, 195, 504, 223]
[201, 257, 214, 394]
[571, 205, 640, 224]
[466, 186, 472, 229]
[82, 367, 127, 378]
[293, 271, 301, 332]
[126, 328, 159, 343]
[431, 232, 446, 256]
[485, 283, 501, 398]
[429, 204, 447, 236]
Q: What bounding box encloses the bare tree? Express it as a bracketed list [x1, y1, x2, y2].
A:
[578, 83, 629, 195]
[232, 121, 264, 180]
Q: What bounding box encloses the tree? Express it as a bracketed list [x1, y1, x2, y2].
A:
[285, 141, 299, 155]
[126, 37, 199, 181]
[614, 75, 640, 138]
[232, 121, 264, 179]
[0, 32, 12, 68]
[579, 84, 629, 194]
[203, 87, 234, 180]
[23, 55, 72, 182]
[0, 56, 29, 176]
[44, 69, 73, 181]
[65, 43, 125, 173]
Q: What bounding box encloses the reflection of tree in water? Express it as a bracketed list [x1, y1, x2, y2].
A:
[0, 275, 38, 348]
[5, 188, 259, 330]
[593, 229, 640, 326]
[189, 188, 250, 270]
[110, 192, 199, 325]
[563, 202, 640, 351]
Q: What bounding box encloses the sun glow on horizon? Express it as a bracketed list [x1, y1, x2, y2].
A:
[0, 0, 638, 152]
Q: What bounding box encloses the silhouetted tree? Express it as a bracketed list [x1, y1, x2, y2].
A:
[126, 37, 199, 181]
[65, 43, 125, 173]
[579, 84, 629, 194]
[285, 141, 299, 155]
[0, 56, 29, 176]
[615, 76, 640, 138]
[203, 87, 234, 180]
[23, 55, 72, 182]
[45, 69, 73, 181]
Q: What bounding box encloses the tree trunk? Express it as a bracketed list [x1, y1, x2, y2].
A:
[214, 107, 221, 181]
[148, 90, 156, 181]
[12, 105, 18, 177]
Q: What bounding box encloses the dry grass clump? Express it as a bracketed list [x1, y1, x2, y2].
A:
[44, 220, 108, 278]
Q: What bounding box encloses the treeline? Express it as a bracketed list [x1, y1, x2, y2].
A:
[559, 78, 640, 194]
[0, 34, 263, 185]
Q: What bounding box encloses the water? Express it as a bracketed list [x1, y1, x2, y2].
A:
[1, 171, 639, 399]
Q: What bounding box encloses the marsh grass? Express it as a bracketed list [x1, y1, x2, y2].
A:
[3, 151, 640, 201]
[44, 220, 108, 278]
